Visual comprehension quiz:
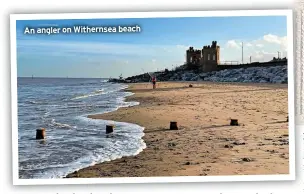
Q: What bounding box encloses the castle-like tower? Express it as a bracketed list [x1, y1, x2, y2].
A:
[201, 41, 220, 72]
[185, 41, 220, 72]
[186, 47, 202, 65]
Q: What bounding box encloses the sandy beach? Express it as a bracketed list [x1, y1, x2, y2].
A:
[66, 81, 289, 178]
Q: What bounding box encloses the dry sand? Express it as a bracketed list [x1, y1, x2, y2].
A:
[66, 81, 289, 178]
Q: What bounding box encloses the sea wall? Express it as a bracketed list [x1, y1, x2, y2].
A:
[176, 65, 287, 84]
[111, 61, 288, 84]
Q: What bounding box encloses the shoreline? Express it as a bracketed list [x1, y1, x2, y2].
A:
[66, 81, 289, 178]
[61, 85, 146, 179]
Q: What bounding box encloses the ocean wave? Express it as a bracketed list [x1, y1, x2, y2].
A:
[26, 100, 48, 105]
[71, 89, 104, 100]
[94, 89, 104, 93]
[28, 100, 38, 104]
[71, 85, 128, 100]
[44, 111, 50, 117]
[50, 119, 76, 129]
[100, 86, 128, 95]
[118, 84, 129, 91]
[19, 162, 71, 171]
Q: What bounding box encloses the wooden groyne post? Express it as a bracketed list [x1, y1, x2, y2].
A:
[230, 119, 239, 126]
[106, 125, 114, 134]
[170, 121, 178, 130]
[36, 128, 46, 139]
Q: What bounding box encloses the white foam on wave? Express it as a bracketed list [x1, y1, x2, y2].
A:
[70, 84, 128, 101]
[71, 89, 104, 100]
[75, 88, 139, 119]
[26, 100, 47, 105]
[50, 119, 76, 129]
[99, 84, 128, 95]
[94, 89, 104, 93]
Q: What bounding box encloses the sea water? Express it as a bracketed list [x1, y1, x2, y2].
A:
[17, 77, 146, 179]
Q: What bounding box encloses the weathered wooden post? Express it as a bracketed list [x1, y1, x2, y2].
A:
[230, 119, 239, 126]
[36, 128, 46, 139]
[170, 121, 178, 130]
[106, 125, 114, 134]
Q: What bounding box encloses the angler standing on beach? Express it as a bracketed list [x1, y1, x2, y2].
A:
[152, 75, 156, 89]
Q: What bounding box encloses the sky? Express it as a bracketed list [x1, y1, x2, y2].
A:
[16, 16, 288, 78]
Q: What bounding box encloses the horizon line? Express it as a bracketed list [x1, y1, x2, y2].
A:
[17, 76, 110, 79]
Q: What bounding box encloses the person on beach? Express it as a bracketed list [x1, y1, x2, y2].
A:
[152, 76, 156, 89]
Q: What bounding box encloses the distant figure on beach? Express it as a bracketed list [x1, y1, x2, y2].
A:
[152, 76, 156, 89]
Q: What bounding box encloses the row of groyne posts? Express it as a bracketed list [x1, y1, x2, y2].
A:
[35, 119, 243, 140]
[35, 116, 290, 140]
[35, 80, 289, 141]
[35, 125, 115, 140]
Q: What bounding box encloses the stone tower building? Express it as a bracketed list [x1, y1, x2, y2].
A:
[185, 41, 220, 72]
[186, 47, 202, 65]
[201, 41, 220, 72]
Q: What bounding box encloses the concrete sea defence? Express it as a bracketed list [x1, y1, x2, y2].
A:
[115, 63, 288, 84]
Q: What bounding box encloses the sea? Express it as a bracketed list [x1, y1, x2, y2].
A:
[17, 77, 146, 179]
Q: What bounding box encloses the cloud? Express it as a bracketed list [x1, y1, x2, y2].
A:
[246, 50, 287, 63]
[262, 34, 287, 52]
[222, 34, 288, 63]
[256, 44, 264, 48]
[251, 50, 279, 61]
[225, 33, 287, 50]
[226, 40, 240, 49]
[263, 34, 285, 44]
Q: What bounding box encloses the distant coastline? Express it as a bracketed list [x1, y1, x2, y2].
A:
[17, 76, 110, 79]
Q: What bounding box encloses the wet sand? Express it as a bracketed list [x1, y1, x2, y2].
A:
[66, 81, 289, 178]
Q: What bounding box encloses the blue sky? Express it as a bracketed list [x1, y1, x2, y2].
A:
[16, 16, 287, 78]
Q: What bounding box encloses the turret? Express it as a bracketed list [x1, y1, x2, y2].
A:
[211, 41, 217, 48]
